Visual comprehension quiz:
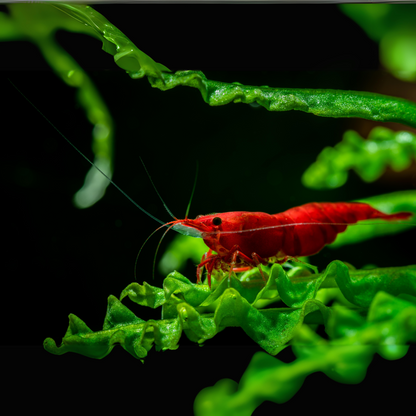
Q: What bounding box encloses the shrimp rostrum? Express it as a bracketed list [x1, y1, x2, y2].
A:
[171, 202, 413, 288]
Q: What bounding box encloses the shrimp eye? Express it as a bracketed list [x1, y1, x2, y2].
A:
[212, 217, 222, 226]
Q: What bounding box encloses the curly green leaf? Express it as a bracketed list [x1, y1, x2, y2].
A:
[44, 261, 416, 361]
[52, 3, 171, 78]
[339, 4, 416, 82]
[145, 70, 416, 128]
[43, 6, 416, 127]
[3, 3, 116, 208]
[302, 127, 416, 190]
[194, 291, 416, 416]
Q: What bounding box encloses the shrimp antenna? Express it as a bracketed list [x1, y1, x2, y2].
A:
[152, 223, 177, 281]
[9, 79, 166, 226]
[134, 220, 179, 281]
[139, 156, 178, 220]
[185, 161, 199, 220]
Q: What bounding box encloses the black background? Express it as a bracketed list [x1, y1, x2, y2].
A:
[2, 3, 415, 415]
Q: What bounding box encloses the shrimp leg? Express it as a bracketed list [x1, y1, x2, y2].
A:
[196, 248, 212, 284]
[197, 246, 270, 288]
[226, 246, 269, 286]
[228, 251, 266, 286]
[197, 249, 220, 287]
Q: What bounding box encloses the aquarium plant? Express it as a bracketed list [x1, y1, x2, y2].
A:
[3, 4, 415, 415]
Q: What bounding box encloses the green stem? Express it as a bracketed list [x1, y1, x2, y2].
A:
[147, 70, 416, 128]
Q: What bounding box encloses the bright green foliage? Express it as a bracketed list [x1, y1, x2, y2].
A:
[339, 4, 416, 82]
[5, 4, 416, 212]
[9, 4, 416, 130]
[329, 190, 416, 247]
[302, 127, 416, 190]
[322, 261, 416, 308]
[45, 5, 416, 128]
[46, 4, 416, 127]
[23, 4, 415, 412]
[194, 291, 416, 416]
[145, 70, 416, 128]
[1, 3, 115, 208]
[44, 261, 416, 363]
[51, 3, 171, 78]
[1, 2, 170, 208]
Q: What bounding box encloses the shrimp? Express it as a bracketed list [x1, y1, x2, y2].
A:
[11, 81, 413, 290]
[170, 203, 413, 288]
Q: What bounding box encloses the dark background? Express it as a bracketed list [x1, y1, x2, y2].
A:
[2, 4, 415, 414]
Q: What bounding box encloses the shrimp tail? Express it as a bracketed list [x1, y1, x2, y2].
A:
[372, 210, 413, 221]
[275, 202, 413, 258]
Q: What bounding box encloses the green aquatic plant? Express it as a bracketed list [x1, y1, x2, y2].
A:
[0, 3, 117, 208]
[37, 4, 416, 128]
[340, 4, 416, 82]
[302, 127, 416, 190]
[43, 259, 416, 361]
[6, 3, 411, 414]
[4, 2, 416, 203]
[194, 291, 416, 416]
[1, 3, 170, 208]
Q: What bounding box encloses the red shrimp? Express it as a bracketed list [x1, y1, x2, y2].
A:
[12, 82, 413, 291]
[171, 202, 413, 288]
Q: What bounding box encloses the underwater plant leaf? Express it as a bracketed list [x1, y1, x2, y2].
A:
[4, 3, 116, 209]
[120, 281, 166, 309]
[194, 334, 376, 416]
[9, 4, 416, 128]
[44, 260, 416, 361]
[274, 263, 327, 308]
[43, 271, 329, 359]
[250, 267, 280, 307]
[340, 4, 416, 82]
[178, 302, 218, 344]
[103, 295, 146, 330]
[8, 4, 416, 212]
[200, 286, 330, 356]
[329, 190, 416, 248]
[194, 291, 416, 415]
[4, 3, 171, 208]
[200, 270, 271, 308]
[333, 263, 416, 308]
[302, 127, 416, 190]
[145, 70, 416, 128]
[367, 292, 416, 359]
[52, 3, 171, 78]
[163, 271, 212, 306]
[242, 298, 331, 356]
[44, 295, 187, 361]
[27, 5, 416, 127]
[44, 297, 150, 360]
[48, 5, 416, 127]
[326, 292, 416, 353]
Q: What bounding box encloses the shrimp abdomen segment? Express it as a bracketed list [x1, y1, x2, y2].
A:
[274, 202, 412, 257]
[217, 211, 284, 259]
